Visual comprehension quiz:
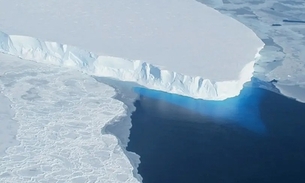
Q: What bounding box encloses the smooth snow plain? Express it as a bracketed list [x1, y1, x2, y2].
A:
[0, 0, 263, 81]
[0, 54, 140, 183]
[0, 0, 264, 100]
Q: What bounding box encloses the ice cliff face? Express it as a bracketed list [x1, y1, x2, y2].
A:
[0, 30, 263, 100]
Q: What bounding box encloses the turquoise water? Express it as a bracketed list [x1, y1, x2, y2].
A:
[127, 86, 305, 183]
[133, 86, 266, 134]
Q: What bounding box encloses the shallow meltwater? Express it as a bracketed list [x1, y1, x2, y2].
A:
[127, 87, 305, 183]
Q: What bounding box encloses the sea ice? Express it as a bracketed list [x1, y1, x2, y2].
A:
[0, 93, 18, 156]
[0, 1, 267, 182]
[0, 1, 302, 182]
[0, 53, 140, 183]
[198, 0, 305, 102]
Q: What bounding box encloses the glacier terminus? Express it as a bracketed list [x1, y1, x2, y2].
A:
[0, 0, 304, 182]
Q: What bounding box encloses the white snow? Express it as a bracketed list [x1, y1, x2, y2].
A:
[0, 93, 18, 156]
[0, 29, 262, 100]
[0, 1, 276, 182]
[0, 53, 140, 183]
[198, 0, 305, 102]
[0, 0, 263, 81]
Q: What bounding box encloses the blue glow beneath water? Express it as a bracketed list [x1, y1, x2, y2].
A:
[133, 87, 266, 134]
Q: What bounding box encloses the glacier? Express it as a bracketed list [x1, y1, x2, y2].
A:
[0, 0, 264, 100]
[0, 1, 303, 100]
[198, 0, 305, 102]
[0, 0, 263, 80]
[0, 30, 262, 100]
[0, 0, 303, 182]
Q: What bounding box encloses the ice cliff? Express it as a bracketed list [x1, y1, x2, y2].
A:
[0, 30, 263, 100]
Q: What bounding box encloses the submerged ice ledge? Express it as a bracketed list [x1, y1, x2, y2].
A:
[0, 30, 263, 100]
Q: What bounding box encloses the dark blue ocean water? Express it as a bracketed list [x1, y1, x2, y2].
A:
[127, 87, 305, 183]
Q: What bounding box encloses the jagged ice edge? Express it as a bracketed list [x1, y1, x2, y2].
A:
[0, 30, 263, 100]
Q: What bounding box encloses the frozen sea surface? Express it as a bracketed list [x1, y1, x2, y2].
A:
[198, 0, 305, 102]
[0, 1, 268, 182]
[0, 0, 304, 181]
[0, 92, 18, 156]
[0, 54, 139, 183]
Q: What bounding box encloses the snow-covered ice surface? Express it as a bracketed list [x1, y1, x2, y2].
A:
[0, 0, 263, 100]
[0, 91, 18, 156]
[198, 0, 305, 102]
[0, 53, 139, 183]
[0, 1, 267, 182]
[0, 29, 262, 100]
[0, 39, 262, 102]
[0, 0, 303, 181]
[0, 0, 262, 81]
